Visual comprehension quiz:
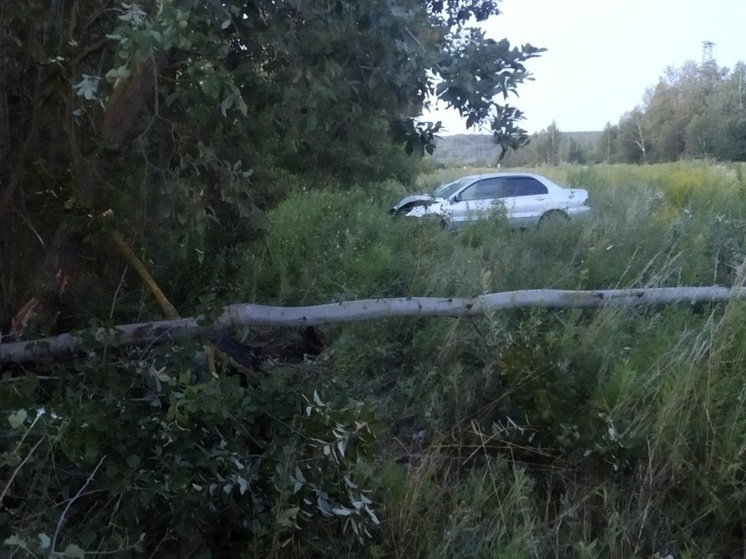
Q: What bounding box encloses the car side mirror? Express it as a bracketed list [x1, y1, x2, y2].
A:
[451, 194, 460, 203]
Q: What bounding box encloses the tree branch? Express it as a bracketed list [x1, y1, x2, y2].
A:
[109, 228, 180, 319]
[2, 287, 745, 364]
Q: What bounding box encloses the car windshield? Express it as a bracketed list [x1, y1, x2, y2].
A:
[432, 178, 471, 200]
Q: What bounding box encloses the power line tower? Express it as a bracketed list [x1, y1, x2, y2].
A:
[702, 40, 715, 64]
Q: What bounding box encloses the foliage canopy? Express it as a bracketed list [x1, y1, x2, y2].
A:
[598, 59, 746, 163]
[0, 0, 542, 322]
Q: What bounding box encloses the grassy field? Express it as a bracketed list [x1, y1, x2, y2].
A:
[5, 161, 746, 558]
[236, 161, 746, 558]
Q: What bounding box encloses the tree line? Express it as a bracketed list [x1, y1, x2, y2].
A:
[431, 125, 599, 167]
[534, 58, 746, 165]
[599, 59, 746, 163]
[433, 57, 746, 168]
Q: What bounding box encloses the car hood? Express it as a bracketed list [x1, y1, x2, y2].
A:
[390, 194, 446, 215]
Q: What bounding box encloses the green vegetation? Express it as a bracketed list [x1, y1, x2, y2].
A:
[4, 1, 746, 557]
[0, 0, 542, 333]
[5, 161, 746, 557]
[600, 59, 746, 164]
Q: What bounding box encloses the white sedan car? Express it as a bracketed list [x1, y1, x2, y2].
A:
[390, 172, 590, 228]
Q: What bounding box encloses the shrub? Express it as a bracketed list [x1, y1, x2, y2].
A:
[2, 352, 379, 558]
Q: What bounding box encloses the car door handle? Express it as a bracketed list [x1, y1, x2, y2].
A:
[536, 197, 546, 201]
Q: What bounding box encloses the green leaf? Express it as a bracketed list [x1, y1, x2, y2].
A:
[332, 506, 354, 516]
[220, 96, 233, 116]
[366, 505, 381, 524]
[105, 68, 119, 83]
[64, 544, 86, 559]
[236, 97, 248, 117]
[84, 444, 99, 463]
[165, 91, 180, 107]
[3, 535, 29, 551]
[277, 507, 300, 527]
[8, 409, 27, 429]
[38, 533, 51, 549]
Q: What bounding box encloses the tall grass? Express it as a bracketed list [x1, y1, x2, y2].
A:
[233, 162, 746, 309]
[357, 300, 746, 557]
[9, 162, 744, 557]
[211, 161, 746, 557]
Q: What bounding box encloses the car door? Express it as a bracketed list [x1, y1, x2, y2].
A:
[500, 176, 549, 225]
[449, 177, 504, 225]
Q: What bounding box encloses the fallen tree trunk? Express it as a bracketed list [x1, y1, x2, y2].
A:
[2, 286, 745, 363]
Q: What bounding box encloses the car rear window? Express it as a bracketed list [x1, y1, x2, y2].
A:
[503, 177, 548, 197]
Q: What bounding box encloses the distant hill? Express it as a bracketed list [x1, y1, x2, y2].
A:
[431, 135, 497, 166]
[431, 131, 603, 166]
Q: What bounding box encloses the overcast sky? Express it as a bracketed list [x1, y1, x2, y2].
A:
[426, 0, 746, 134]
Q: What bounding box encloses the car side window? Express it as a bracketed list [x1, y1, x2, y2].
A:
[503, 177, 548, 197]
[459, 178, 504, 201]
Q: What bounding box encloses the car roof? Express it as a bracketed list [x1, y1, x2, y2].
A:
[456, 172, 547, 181]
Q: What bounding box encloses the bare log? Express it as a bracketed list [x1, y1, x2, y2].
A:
[1, 287, 745, 364]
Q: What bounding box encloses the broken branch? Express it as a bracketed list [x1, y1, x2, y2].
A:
[1, 286, 745, 363]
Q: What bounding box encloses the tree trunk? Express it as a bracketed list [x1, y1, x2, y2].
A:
[0, 55, 12, 318]
[2, 286, 745, 363]
[9, 54, 170, 337]
[8, 228, 83, 337]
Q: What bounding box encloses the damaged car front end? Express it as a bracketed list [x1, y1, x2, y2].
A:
[389, 176, 473, 224]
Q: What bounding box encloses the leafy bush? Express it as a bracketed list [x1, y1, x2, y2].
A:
[2, 352, 379, 558]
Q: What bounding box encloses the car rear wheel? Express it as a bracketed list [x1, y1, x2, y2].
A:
[539, 210, 569, 226]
